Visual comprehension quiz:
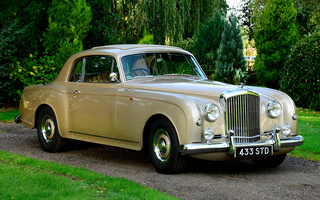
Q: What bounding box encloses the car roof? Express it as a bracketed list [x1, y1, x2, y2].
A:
[56, 44, 191, 82]
[91, 44, 183, 51]
[85, 44, 191, 58]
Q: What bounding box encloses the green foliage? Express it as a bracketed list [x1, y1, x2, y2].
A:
[293, 0, 320, 38]
[0, 19, 27, 107]
[253, 0, 298, 89]
[0, 0, 50, 107]
[9, 53, 57, 101]
[238, 0, 255, 42]
[194, 11, 225, 76]
[43, 0, 92, 69]
[138, 30, 154, 44]
[175, 36, 197, 54]
[141, 0, 227, 45]
[215, 14, 247, 85]
[280, 31, 320, 111]
[84, 0, 119, 48]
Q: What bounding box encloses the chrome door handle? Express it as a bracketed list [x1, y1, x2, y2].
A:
[73, 90, 81, 94]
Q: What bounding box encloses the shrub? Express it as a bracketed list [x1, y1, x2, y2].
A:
[253, 0, 298, 89]
[10, 53, 58, 101]
[194, 11, 225, 76]
[280, 30, 320, 110]
[138, 30, 154, 44]
[43, 0, 92, 70]
[0, 19, 27, 106]
[215, 13, 247, 85]
[175, 37, 196, 54]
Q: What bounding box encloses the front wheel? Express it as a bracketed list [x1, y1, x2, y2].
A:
[148, 117, 186, 174]
[37, 107, 66, 152]
[252, 154, 287, 168]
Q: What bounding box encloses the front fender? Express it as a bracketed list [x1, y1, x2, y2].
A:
[115, 89, 204, 149]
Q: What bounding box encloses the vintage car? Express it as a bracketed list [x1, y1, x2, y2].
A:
[15, 44, 304, 173]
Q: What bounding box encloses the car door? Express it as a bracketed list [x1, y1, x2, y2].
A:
[68, 55, 121, 139]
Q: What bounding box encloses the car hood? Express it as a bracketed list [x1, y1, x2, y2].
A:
[124, 77, 283, 102]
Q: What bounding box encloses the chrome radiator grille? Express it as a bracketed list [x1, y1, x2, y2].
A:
[225, 93, 260, 143]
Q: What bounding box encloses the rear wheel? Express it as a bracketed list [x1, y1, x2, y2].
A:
[148, 117, 186, 174]
[37, 107, 66, 152]
[252, 154, 287, 168]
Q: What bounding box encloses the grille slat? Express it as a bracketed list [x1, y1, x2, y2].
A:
[225, 94, 260, 143]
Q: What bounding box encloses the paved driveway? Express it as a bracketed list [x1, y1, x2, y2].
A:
[0, 123, 319, 200]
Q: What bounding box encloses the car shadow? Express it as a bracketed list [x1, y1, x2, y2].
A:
[62, 140, 284, 175]
[185, 156, 281, 175]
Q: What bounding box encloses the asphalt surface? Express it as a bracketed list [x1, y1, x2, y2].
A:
[0, 122, 319, 200]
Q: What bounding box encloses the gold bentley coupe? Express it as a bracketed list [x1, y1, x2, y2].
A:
[15, 45, 304, 173]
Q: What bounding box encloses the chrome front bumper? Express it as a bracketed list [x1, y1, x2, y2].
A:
[178, 127, 304, 155]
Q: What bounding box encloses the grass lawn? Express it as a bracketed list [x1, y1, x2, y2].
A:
[288, 107, 320, 161]
[0, 150, 176, 200]
[0, 108, 19, 122]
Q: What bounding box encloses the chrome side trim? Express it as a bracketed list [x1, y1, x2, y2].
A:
[70, 131, 139, 144]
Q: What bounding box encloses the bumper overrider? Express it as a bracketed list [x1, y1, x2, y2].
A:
[178, 127, 304, 156]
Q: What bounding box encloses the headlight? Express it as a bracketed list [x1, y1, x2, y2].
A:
[204, 103, 220, 122]
[267, 100, 282, 118]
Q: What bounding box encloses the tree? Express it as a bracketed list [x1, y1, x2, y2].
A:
[293, 0, 320, 38]
[84, 0, 119, 48]
[140, 0, 227, 45]
[238, 0, 266, 43]
[215, 13, 247, 84]
[43, 0, 92, 69]
[194, 11, 225, 76]
[253, 0, 298, 89]
[0, 0, 50, 107]
[0, 19, 27, 106]
[280, 30, 320, 110]
[238, 0, 254, 42]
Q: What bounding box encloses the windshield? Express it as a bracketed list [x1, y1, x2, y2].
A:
[121, 53, 206, 80]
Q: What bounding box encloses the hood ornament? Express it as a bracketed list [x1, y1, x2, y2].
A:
[239, 82, 245, 89]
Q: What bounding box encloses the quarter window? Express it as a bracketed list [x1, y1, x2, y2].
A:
[69, 56, 119, 83]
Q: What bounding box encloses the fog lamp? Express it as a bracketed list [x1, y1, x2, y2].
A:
[282, 123, 291, 137]
[204, 127, 214, 141]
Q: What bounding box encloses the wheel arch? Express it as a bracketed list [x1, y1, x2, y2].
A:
[35, 104, 55, 130]
[35, 104, 68, 138]
[142, 114, 177, 151]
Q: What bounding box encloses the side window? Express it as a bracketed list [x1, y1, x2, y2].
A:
[69, 56, 119, 83]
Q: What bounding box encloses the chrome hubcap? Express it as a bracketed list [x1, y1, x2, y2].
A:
[153, 129, 171, 163]
[41, 114, 55, 144]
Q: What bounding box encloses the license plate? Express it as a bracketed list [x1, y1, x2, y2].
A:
[236, 146, 272, 158]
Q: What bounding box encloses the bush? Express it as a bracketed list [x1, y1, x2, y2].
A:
[175, 37, 196, 54]
[280, 31, 320, 110]
[138, 30, 154, 44]
[194, 11, 225, 76]
[10, 53, 58, 102]
[43, 0, 92, 70]
[0, 19, 27, 107]
[215, 13, 247, 85]
[253, 0, 298, 89]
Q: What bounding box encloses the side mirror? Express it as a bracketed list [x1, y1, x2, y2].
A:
[109, 72, 119, 82]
